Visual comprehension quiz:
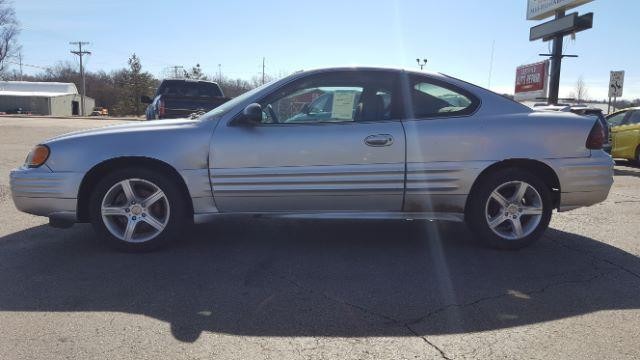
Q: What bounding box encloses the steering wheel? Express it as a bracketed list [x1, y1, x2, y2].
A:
[266, 104, 279, 123]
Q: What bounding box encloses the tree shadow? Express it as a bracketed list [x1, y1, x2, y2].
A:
[1, 218, 639, 342]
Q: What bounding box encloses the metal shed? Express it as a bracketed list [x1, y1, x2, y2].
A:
[0, 81, 95, 116]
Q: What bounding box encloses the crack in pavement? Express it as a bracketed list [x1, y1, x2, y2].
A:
[261, 260, 619, 360]
[263, 269, 453, 359]
[404, 323, 453, 360]
[549, 237, 640, 281]
[403, 268, 613, 328]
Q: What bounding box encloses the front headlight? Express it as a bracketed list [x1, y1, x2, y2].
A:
[25, 145, 50, 168]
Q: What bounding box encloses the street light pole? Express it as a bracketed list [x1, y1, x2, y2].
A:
[416, 58, 428, 70]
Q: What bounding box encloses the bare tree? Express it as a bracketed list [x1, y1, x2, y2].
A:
[0, 0, 19, 76]
[571, 76, 589, 102]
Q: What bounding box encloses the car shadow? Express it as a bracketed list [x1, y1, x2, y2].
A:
[1, 219, 639, 342]
[614, 167, 640, 178]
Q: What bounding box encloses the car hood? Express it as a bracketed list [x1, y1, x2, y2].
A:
[44, 118, 202, 144]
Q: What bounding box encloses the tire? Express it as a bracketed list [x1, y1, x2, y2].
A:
[89, 167, 189, 252]
[465, 168, 553, 250]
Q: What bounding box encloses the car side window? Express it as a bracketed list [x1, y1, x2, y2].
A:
[409, 76, 477, 118]
[628, 111, 640, 125]
[606, 111, 628, 127]
[258, 71, 399, 124]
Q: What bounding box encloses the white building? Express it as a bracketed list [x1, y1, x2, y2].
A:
[0, 81, 95, 116]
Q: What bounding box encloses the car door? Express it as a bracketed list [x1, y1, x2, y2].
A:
[615, 110, 640, 159]
[209, 70, 406, 212]
[607, 110, 630, 158]
[399, 73, 483, 214]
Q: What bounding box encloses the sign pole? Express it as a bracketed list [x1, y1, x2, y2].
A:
[608, 97, 611, 114]
[547, 9, 565, 105]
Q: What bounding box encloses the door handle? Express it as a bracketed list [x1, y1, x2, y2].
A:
[364, 134, 394, 147]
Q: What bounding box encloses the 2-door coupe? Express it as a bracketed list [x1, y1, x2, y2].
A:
[10, 67, 613, 251]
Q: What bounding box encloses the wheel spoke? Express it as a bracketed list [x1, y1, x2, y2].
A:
[141, 214, 165, 231]
[521, 206, 543, 215]
[120, 180, 136, 202]
[123, 219, 137, 242]
[142, 190, 165, 208]
[488, 214, 508, 229]
[491, 191, 509, 208]
[101, 206, 127, 216]
[511, 182, 528, 203]
[511, 218, 524, 237]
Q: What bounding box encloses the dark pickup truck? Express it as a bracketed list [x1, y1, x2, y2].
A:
[141, 79, 229, 120]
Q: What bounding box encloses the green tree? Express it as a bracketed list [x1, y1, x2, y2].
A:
[113, 54, 157, 116]
[186, 63, 207, 80]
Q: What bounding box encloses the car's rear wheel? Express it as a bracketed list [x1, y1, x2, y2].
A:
[466, 168, 553, 250]
[89, 168, 188, 251]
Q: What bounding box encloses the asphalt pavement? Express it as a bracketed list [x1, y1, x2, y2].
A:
[1, 117, 639, 360]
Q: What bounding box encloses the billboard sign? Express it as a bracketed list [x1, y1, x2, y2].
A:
[609, 71, 625, 98]
[527, 0, 594, 20]
[529, 12, 593, 41]
[514, 61, 549, 101]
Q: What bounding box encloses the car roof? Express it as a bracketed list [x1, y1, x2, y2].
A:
[294, 66, 447, 79]
[607, 107, 640, 116]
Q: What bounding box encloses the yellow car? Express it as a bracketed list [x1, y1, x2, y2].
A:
[606, 107, 640, 163]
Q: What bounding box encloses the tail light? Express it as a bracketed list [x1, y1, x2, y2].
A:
[586, 120, 605, 150]
[158, 99, 166, 118]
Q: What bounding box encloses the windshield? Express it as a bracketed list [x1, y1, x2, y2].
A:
[158, 81, 223, 98]
[199, 79, 280, 121]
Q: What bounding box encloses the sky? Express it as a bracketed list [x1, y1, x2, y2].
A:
[11, 0, 640, 100]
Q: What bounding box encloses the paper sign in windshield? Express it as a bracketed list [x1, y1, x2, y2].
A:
[331, 91, 356, 120]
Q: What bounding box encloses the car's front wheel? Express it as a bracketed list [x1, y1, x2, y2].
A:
[89, 168, 188, 251]
[466, 168, 553, 250]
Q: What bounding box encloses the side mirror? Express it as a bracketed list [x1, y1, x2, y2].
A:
[140, 95, 153, 104]
[235, 103, 263, 126]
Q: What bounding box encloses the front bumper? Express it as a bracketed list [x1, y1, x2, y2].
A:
[9, 166, 83, 222]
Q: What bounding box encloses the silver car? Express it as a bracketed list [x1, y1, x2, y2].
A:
[10, 67, 614, 251]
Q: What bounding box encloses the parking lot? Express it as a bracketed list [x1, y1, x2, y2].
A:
[1, 116, 639, 359]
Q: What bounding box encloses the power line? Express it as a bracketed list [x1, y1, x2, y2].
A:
[70, 41, 91, 116]
[4, 60, 49, 71]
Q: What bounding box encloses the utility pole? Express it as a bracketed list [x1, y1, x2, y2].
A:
[18, 52, 23, 81]
[547, 10, 565, 105]
[262, 57, 265, 85]
[218, 64, 222, 82]
[488, 40, 495, 89]
[416, 58, 428, 70]
[70, 41, 91, 116]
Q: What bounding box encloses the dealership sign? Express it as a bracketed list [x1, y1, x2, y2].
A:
[514, 61, 549, 101]
[527, 0, 594, 20]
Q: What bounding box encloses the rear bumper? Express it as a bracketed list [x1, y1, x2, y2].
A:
[9, 166, 82, 221]
[547, 151, 614, 211]
[558, 188, 611, 211]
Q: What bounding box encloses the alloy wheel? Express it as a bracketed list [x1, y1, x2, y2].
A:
[484, 180, 543, 240]
[100, 178, 170, 243]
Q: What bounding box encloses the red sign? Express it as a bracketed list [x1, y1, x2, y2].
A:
[515, 61, 548, 94]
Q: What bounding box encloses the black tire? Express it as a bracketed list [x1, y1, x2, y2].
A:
[89, 167, 189, 252]
[465, 168, 553, 250]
